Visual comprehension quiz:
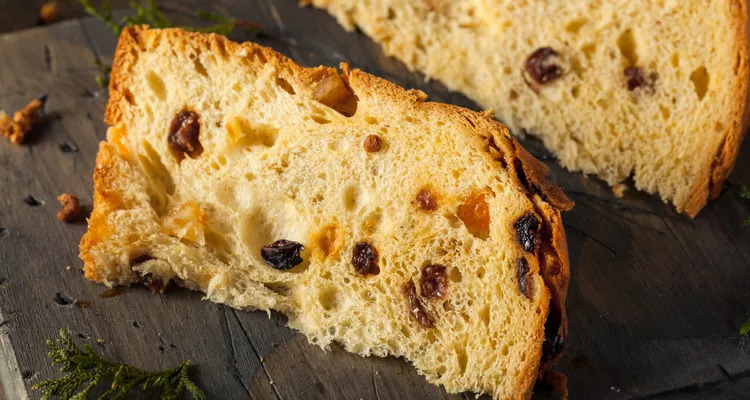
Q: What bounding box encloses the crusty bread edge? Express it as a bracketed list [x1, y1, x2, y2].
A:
[82, 26, 574, 399]
[660, 0, 749, 217]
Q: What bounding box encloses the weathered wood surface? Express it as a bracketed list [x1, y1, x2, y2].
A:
[1, 1, 750, 399]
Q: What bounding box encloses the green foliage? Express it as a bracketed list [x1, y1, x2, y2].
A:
[741, 318, 750, 335]
[93, 58, 112, 87]
[33, 329, 205, 400]
[78, 0, 260, 37]
[740, 185, 750, 200]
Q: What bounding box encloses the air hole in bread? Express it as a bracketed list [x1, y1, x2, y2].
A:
[240, 208, 274, 259]
[189, 54, 208, 77]
[244, 172, 255, 181]
[365, 116, 377, 124]
[455, 347, 468, 374]
[571, 86, 580, 99]
[227, 117, 278, 148]
[343, 185, 367, 212]
[145, 70, 166, 100]
[204, 226, 232, 263]
[671, 53, 680, 68]
[443, 211, 461, 228]
[318, 285, 340, 311]
[509, 89, 519, 100]
[476, 267, 486, 279]
[690, 66, 709, 100]
[275, 77, 295, 94]
[564, 18, 588, 34]
[311, 115, 331, 124]
[312, 223, 341, 262]
[263, 282, 291, 297]
[479, 305, 490, 326]
[361, 208, 382, 235]
[660, 105, 671, 119]
[138, 142, 174, 216]
[581, 43, 596, 60]
[122, 88, 135, 105]
[447, 266, 462, 283]
[617, 29, 638, 67]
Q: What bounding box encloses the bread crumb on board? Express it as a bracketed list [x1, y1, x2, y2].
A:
[57, 193, 80, 222]
[0, 96, 46, 145]
[39, 2, 58, 25]
[612, 183, 629, 198]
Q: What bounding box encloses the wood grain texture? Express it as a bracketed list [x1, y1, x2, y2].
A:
[0, 1, 749, 399]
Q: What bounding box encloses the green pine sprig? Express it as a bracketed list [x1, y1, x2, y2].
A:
[78, 0, 261, 37]
[741, 318, 750, 335]
[33, 329, 205, 400]
[741, 184, 750, 227]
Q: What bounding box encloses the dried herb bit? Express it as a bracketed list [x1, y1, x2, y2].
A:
[741, 318, 750, 335]
[33, 328, 205, 400]
[261, 240, 305, 270]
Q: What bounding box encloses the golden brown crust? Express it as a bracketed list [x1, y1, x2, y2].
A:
[93, 26, 574, 398]
[79, 142, 126, 283]
[682, 0, 749, 218]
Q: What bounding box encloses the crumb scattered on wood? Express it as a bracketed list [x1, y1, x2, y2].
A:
[96, 338, 105, 344]
[0, 96, 46, 145]
[57, 193, 80, 222]
[612, 183, 628, 198]
[75, 300, 91, 309]
[65, 265, 71, 271]
[99, 287, 126, 298]
[39, 2, 58, 25]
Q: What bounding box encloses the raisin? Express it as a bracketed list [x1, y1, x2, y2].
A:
[624, 67, 655, 91]
[514, 213, 540, 252]
[132, 267, 166, 293]
[363, 135, 382, 152]
[420, 264, 448, 299]
[517, 258, 532, 299]
[403, 280, 433, 329]
[414, 188, 437, 212]
[351, 242, 380, 275]
[168, 110, 202, 156]
[542, 334, 565, 362]
[261, 239, 305, 270]
[524, 47, 563, 85]
[130, 254, 154, 265]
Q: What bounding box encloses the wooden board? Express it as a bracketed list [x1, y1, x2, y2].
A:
[1, 1, 750, 399]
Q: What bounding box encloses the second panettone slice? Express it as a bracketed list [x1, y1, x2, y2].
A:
[80, 27, 573, 400]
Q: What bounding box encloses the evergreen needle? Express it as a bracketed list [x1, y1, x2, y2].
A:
[33, 329, 205, 400]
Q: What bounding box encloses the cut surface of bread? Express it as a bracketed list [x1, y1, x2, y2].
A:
[80, 27, 573, 400]
[307, 0, 750, 217]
